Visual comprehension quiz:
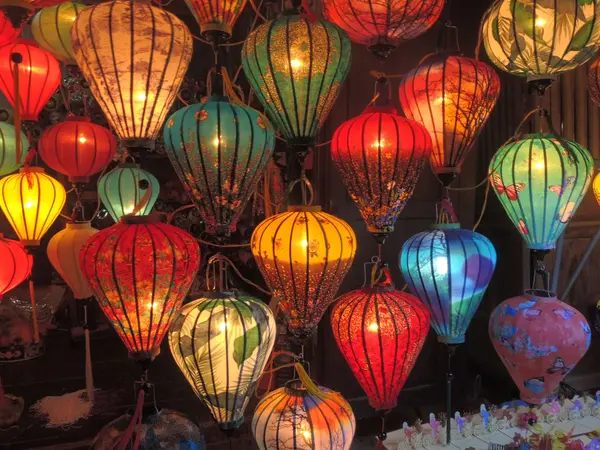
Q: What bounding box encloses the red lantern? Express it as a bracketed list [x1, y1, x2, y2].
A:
[80, 215, 201, 362]
[0, 9, 21, 48]
[38, 115, 117, 183]
[0, 39, 61, 121]
[0, 234, 31, 296]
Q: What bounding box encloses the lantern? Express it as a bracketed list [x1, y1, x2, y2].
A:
[27, 0, 69, 6]
[31, 1, 86, 64]
[0, 39, 61, 121]
[331, 105, 431, 237]
[399, 223, 497, 344]
[184, 0, 247, 40]
[489, 290, 590, 404]
[71, 0, 194, 149]
[241, 15, 351, 147]
[164, 96, 275, 236]
[169, 291, 276, 430]
[0, 8, 22, 48]
[47, 222, 97, 299]
[398, 55, 500, 179]
[0, 122, 27, 176]
[80, 215, 200, 362]
[251, 206, 356, 340]
[489, 133, 593, 250]
[322, 0, 443, 60]
[593, 171, 600, 206]
[38, 115, 116, 184]
[98, 163, 159, 223]
[589, 56, 600, 105]
[0, 234, 31, 296]
[0, 167, 66, 246]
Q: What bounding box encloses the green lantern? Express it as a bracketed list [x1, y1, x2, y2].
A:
[98, 163, 159, 223]
[0, 122, 27, 177]
[241, 14, 351, 147]
[489, 133, 593, 250]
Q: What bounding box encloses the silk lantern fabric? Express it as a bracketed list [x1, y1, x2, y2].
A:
[589, 56, 600, 105]
[0, 122, 27, 177]
[169, 291, 276, 430]
[0, 234, 31, 296]
[184, 0, 247, 39]
[0, 9, 22, 48]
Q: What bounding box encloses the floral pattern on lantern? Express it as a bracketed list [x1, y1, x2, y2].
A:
[0, 8, 22, 48]
[0, 122, 27, 177]
[0, 234, 31, 296]
[184, 0, 247, 39]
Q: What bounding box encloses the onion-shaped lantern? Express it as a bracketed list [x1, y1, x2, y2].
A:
[0, 122, 27, 176]
[331, 105, 431, 238]
[0, 234, 31, 296]
[169, 290, 276, 430]
[80, 215, 200, 362]
[399, 55, 500, 180]
[0, 8, 22, 48]
[242, 15, 351, 147]
[71, 0, 193, 149]
[184, 0, 247, 40]
[98, 163, 159, 223]
[164, 96, 275, 236]
[399, 223, 497, 344]
[251, 206, 356, 340]
[0, 167, 66, 246]
[38, 116, 116, 184]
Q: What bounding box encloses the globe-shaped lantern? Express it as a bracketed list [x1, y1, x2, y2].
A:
[399, 223, 497, 344]
[331, 105, 431, 238]
[169, 291, 276, 430]
[164, 96, 275, 236]
[0, 122, 27, 177]
[251, 206, 356, 340]
[71, 0, 193, 149]
[0, 167, 66, 246]
[489, 133, 593, 250]
[184, 0, 247, 40]
[38, 116, 116, 184]
[0, 8, 22, 48]
[0, 234, 31, 296]
[98, 163, 159, 223]
[489, 290, 590, 404]
[399, 55, 500, 180]
[80, 215, 200, 362]
[242, 15, 351, 147]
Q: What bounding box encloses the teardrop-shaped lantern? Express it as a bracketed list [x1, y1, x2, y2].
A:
[98, 163, 159, 223]
[169, 291, 276, 430]
[399, 223, 497, 344]
[331, 105, 431, 238]
[80, 215, 200, 362]
[0, 234, 31, 296]
[399, 55, 500, 179]
[71, 0, 193, 149]
[0, 8, 22, 48]
[184, 0, 247, 40]
[241, 15, 351, 147]
[47, 222, 97, 299]
[0, 122, 27, 176]
[489, 133, 593, 250]
[0, 167, 66, 246]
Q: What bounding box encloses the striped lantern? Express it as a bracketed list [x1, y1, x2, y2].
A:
[0, 234, 31, 296]
[0, 122, 27, 177]
[184, 0, 247, 40]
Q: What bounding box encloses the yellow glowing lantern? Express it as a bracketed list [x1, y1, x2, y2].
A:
[593, 171, 600, 207]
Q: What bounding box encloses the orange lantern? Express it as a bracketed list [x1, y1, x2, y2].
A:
[0, 234, 31, 296]
[184, 0, 247, 40]
[0, 8, 22, 48]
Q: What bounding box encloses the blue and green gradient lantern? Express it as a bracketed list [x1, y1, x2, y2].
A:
[399, 224, 497, 344]
[489, 134, 594, 250]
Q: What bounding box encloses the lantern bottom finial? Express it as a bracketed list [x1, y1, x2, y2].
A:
[121, 138, 156, 151]
[438, 335, 465, 345]
[368, 43, 396, 62]
[526, 75, 556, 97]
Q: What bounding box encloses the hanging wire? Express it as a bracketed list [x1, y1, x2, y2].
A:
[206, 253, 272, 295]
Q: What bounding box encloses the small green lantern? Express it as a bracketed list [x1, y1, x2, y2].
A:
[0, 122, 27, 177]
[241, 14, 351, 147]
[98, 163, 159, 223]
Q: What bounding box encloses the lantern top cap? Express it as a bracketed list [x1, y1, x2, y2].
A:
[287, 205, 322, 213]
[118, 162, 140, 169]
[284, 379, 310, 397]
[120, 214, 162, 225]
[431, 223, 460, 230]
[19, 167, 44, 174]
[363, 105, 398, 115]
[205, 94, 230, 103]
[65, 115, 91, 123]
[66, 221, 93, 229]
[524, 288, 556, 299]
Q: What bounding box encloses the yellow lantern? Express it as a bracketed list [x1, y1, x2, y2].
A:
[0, 167, 66, 246]
[593, 171, 600, 207]
[70, 0, 193, 149]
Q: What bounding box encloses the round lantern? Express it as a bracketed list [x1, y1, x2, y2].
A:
[331, 105, 431, 238]
[169, 291, 276, 430]
[489, 133, 593, 250]
[0, 122, 27, 177]
[47, 222, 97, 299]
[98, 163, 159, 223]
[31, 1, 86, 64]
[80, 215, 200, 362]
[164, 95, 275, 236]
[241, 15, 351, 147]
[184, 0, 246, 40]
[399, 223, 497, 344]
[71, 0, 193, 149]
[251, 206, 356, 341]
[0, 234, 31, 296]
[322, 0, 443, 60]
[0, 167, 66, 246]
[399, 55, 500, 179]
[38, 115, 116, 184]
[0, 39, 61, 121]
[0, 8, 22, 48]
[489, 290, 590, 404]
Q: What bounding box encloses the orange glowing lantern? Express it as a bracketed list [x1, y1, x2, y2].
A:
[0, 234, 31, 296]
[184, 0, 247, 40]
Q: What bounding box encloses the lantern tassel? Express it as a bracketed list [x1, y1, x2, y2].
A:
[83, 302, 94, 403]
[295, 362, 335, 401]
[28, 277, 40, 343]
[127, 183, 153, 216]
[115, 388, 145, 450]
[221, 67, 244, 105]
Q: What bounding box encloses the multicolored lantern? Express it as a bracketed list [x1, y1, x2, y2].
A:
[242, 15, 351, 147]
[489, 290, 590, 404]
[164, 95, 275, 236]
[0, 234, 31, 296]
[80, 215, 200, 362]
[169, 291, 276, 430]
[251, 206, 356, 340]
[398, 55, 500, 179]
[71, 0, 193, 149]
[399, 223, 497, 344]
[0, 122, 27, 177]
[184, 0, 246, 40]
[0, 8, 22, 48]
[489, 133, 593, 250]
[331, 105, 431, 237]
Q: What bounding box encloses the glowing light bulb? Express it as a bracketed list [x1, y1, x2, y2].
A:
[433, 256, 448, 276]
[434, 95, 450, 106]
[218, 321, 228, 332]
[71, 16, 77, 21]
[290, 59, 302, 69]
[24, 200, 35, 209]
[213, 137, 220, 146]
[302, 429, 311, 440]
[534, 161, 545, 170]
[136, 93, 147, 101]
[372, 139, 386, 149]
[535, 18, 546, 27]
[124, 205, 135, 214]
[146, 302, 156, 310]
[78, 136, 87, 144]
[368, 322, 379, 332]
[301, 239, 308, 248]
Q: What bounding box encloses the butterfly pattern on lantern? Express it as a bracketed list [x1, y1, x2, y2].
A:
[489, 171, 526, 201]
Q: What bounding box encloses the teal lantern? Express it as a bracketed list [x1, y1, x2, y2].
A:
[98, 163, 159, 223]
[0, 122, 27, 177]
[489, 133, 593, 250]
[164, 95, 275, 236]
